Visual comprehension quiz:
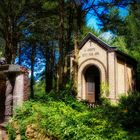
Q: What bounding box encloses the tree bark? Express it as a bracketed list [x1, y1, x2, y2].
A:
[45, 44, 53, 93]
[73, 32, 79, 91]
[4, 15, 18, 64]
[30, 43, 36, 99]
[18, 43, 21, 65]
[57, 0, 65, 90]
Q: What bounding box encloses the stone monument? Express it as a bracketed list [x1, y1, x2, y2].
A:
[0, 62, 29, 139]
[0, 64, 29, 123]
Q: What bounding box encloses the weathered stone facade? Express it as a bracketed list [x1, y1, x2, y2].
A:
[70, 33, 137, 103]
[0, 65, 29, 124]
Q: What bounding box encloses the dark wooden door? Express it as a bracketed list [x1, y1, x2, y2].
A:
[85, 65, 100, 103]
[86, 74, 95, 103]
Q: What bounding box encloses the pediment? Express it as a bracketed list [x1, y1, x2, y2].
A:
[79, 32, 113, 51]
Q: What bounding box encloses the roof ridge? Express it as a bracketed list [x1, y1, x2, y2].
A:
[79, 32, 112, 50]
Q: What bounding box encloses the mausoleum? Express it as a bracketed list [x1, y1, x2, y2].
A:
[70, 33, 137, 103]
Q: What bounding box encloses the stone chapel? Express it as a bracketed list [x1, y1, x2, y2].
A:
[70, 33, 137, 103]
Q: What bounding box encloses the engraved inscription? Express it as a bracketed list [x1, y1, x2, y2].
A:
[81, 46, 99, 58]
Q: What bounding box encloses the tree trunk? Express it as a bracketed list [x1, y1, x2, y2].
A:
[18, 43, 21, 65]
[57, 0, 65, 90]
[5, 43, 13, 64]
[45, 45, 53, 93]
[73, 32, 79, 91]
[73, 4, 82, 92]
[63, 1, 73, 83]
[4, 16, 18, 64]
[30, 43, 36, 99]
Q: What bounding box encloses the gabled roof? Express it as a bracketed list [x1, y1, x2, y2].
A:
[79, 32, 115, 51]
[79, 32, 137, 64]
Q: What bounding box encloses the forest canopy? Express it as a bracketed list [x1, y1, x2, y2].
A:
[0, 0, 139, 95]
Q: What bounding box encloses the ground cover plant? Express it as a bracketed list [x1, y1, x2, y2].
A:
[6, 89, 140, 140]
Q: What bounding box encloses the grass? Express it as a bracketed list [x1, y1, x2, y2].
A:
[6, 89, 140, 140]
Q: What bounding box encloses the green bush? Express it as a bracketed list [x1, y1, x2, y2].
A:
[6, 123, 17, 140]
[6, 89, 140, 140]
[119, 92, 140, 130]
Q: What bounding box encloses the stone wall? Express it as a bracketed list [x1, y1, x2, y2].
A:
[116, 59, 135, 98]
[108, 52, 116, 100]
[24, 73, 30, 101]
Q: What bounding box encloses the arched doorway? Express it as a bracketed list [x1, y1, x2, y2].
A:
[78, 59, 106, 102]
[84, 65, 100, 103]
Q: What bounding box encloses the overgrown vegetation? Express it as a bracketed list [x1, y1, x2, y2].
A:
[6, 88, 140, 140]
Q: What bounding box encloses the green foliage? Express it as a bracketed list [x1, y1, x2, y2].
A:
[119, 92, 140, 130]
[6, 89, 140, 140]
[100, 82, 110, 97]
[34, 81, 46, 94]
[43, 1, 58, 11]
[0, 37, 5, 57]
[111, 36, 128, 53]
[107, 2, 140, 91]
[6, 123, 17, 140]
[80, 26, 99, 41]
[124, 4, 140, 51]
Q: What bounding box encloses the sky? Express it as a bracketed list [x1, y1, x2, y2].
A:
[86, 8, 128, 31]
[86, 4, 128, 40]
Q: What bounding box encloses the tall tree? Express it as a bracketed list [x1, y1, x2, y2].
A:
[101, 1, 140, 90]
[125, 3, 140, 91]
[0, 0, 46, 63]
[0, 0, 132, 93]
[0, 0, 27, 63]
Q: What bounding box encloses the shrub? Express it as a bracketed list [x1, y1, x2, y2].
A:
[6, 89, 140, 140]
[119, 92, 140, 130]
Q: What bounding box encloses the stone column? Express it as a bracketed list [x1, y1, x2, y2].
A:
[13, 74, 24, 107]
[108, 52, 116, 102]
[4, 76, 14, 122]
